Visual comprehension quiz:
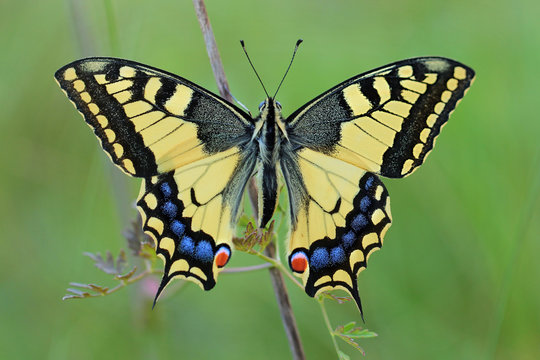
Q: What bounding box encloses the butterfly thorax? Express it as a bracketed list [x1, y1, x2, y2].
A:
[254, 98, 287, 227]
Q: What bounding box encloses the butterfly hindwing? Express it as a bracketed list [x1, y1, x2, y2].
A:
[284, 149, 391, 313]
[54, 57, 253, 177]
[287, 57, 475, 178]
[137, 144, 257, 298]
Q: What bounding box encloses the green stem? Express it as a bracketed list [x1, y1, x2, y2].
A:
[221, 263, 273, 274]
[256, 252, 304, 290]
[65, 267, 162, 300]
[318, 297, 341, 359]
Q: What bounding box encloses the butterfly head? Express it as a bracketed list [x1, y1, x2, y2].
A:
[257, 98, 282, 116]
[254, 98, 288, 142]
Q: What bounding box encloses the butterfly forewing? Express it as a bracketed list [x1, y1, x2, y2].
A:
[54, 57, 253, 177]
[287, 57, 475, 178]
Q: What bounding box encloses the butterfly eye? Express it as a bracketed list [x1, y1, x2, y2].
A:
[258, 100, 266, 110]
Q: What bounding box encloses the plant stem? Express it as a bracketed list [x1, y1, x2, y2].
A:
[221, 263, 272, 274]
[191, 1, 305, 359]
[256, 252, 304, 291]
[64, 267, 161, 300]
[192, 0, 233, 103]
[318, 297, 341, 359]
[265, 242, 307, 360]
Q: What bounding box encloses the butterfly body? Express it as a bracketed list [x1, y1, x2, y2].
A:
[253, 98, 286, 227]
[55, 56, 474, 315]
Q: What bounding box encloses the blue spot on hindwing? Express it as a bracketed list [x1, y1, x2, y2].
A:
[194, 240, 214, 262]
[310, 248, 330, 270]
[171, 220, 185, 236]
[342, 231, 356, 249]
[360, 196, 371, 212]
[179, 236, 194, 254]
[162, 201, 177, 218]
[364, 176, 374, 190]
[330, 246, 346, 264]
[351, 214, 368, 232]
[161, 183, 172, 198]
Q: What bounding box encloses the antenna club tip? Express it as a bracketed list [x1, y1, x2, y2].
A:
[240, 40, 245, 46]
[296, 39, 303, 46]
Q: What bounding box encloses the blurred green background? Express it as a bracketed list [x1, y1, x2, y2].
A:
[1, 0, 539, 359]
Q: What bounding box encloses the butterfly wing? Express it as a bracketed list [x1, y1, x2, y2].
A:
[287, 57, 475, 178]
[283, 57, 474, 314]
[55, 58, 257, 297]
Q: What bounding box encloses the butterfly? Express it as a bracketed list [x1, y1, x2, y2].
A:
[55, 54, 474, 316]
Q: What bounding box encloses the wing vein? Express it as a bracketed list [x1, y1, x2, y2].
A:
[353, 123, 392, 148]
[147, 123, 185, 148]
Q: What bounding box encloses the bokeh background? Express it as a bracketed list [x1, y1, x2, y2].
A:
[1, 0, 539, 359]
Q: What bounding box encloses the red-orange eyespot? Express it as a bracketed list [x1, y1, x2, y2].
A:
[289, 251, 308, 273]
[215, 246, 231, 268]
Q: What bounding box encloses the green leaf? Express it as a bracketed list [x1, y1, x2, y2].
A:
[338, 350, 351, 360]
[84, 250, 126, 275]
[333, 321, 376, 356]
[88, 284, 109, 293]
[233, 220, 275, 254]
[342, 322, 356, 333]
[123, 214, 154, 257]
[335, 322, 377, 339]
[321, 292, 352, 304]
[63, 287, 91, 300]
[115, 266, 137, 280]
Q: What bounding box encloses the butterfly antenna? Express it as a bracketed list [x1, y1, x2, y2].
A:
[273, 39, 303, 99]
[240, 40, 270, 98]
